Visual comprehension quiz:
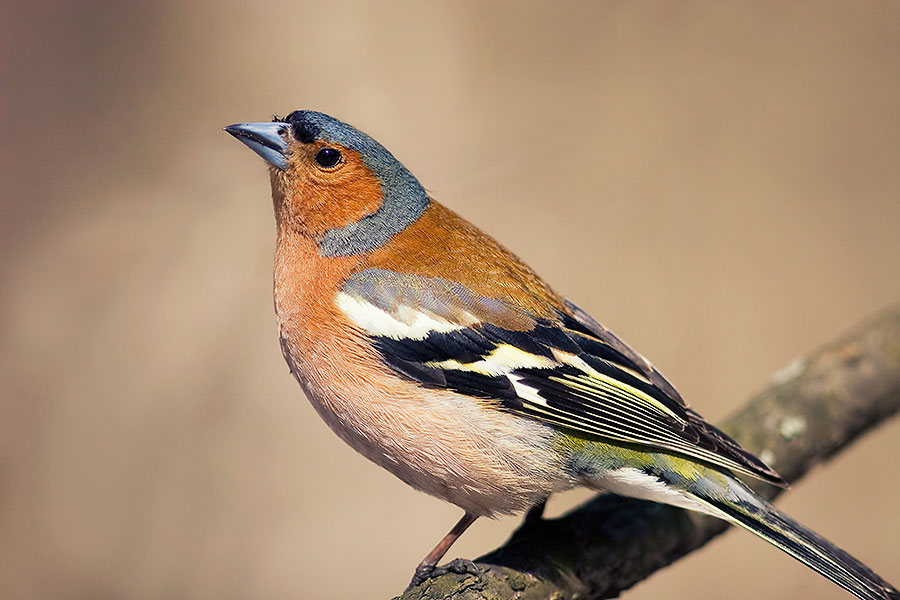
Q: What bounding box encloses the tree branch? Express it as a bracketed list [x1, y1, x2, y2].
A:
[395, 305, 900, 600]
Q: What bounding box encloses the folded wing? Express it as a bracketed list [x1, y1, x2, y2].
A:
[337, 268, 785, 486]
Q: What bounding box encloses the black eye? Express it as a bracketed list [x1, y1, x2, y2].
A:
[315, 147, 342, 168]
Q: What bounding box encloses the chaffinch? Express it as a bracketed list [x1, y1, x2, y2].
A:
[224, 111, 898, 599]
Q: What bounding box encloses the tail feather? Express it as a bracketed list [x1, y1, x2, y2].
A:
[706, 495, 898, 600]
[585, 456, 897, 598]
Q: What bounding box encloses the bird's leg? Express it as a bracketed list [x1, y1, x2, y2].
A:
[407, 511, 479, 590]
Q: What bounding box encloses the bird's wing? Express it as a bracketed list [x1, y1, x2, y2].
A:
[337, 268, 785, 486]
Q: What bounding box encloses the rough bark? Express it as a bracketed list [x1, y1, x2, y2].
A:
[395, 305, 900, 600]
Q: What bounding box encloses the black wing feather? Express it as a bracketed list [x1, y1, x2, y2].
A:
[360, 293, 785, 486]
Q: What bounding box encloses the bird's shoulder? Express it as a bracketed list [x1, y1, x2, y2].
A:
[364, 200, 566, 320]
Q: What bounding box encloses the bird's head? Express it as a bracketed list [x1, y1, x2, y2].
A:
[225, 110, 429, 256]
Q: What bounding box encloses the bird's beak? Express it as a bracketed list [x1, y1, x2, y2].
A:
[224, 122, 290, 171]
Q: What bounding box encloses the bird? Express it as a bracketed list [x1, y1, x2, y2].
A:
[224, 110, 898, 599]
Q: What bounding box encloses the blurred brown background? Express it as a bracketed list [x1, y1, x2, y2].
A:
[1, 2, 898, 599]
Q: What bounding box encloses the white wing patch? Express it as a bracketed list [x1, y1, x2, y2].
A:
[509, 374, 549, 406]
[336, 292, 471, 340]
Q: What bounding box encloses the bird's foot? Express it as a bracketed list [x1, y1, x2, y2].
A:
[406, 558, 481, 591]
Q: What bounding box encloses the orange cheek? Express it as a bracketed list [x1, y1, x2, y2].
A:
[279, 152, 385, 238]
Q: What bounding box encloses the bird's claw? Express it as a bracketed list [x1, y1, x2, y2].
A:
[406, 559, 481, 591]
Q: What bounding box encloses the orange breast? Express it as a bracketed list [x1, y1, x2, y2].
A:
[272, 224, 362, 357]
[271, 224, 571, 516]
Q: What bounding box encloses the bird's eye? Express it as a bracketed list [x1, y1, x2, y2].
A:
[315, 147, 342, 169]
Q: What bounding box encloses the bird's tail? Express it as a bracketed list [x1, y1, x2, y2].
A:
[700, 482, 898, 600]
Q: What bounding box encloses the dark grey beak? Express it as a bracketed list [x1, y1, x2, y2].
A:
[224, 122, 290, 170]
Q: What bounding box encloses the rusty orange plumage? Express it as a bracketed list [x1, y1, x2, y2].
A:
[225, 111, 899, 599]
